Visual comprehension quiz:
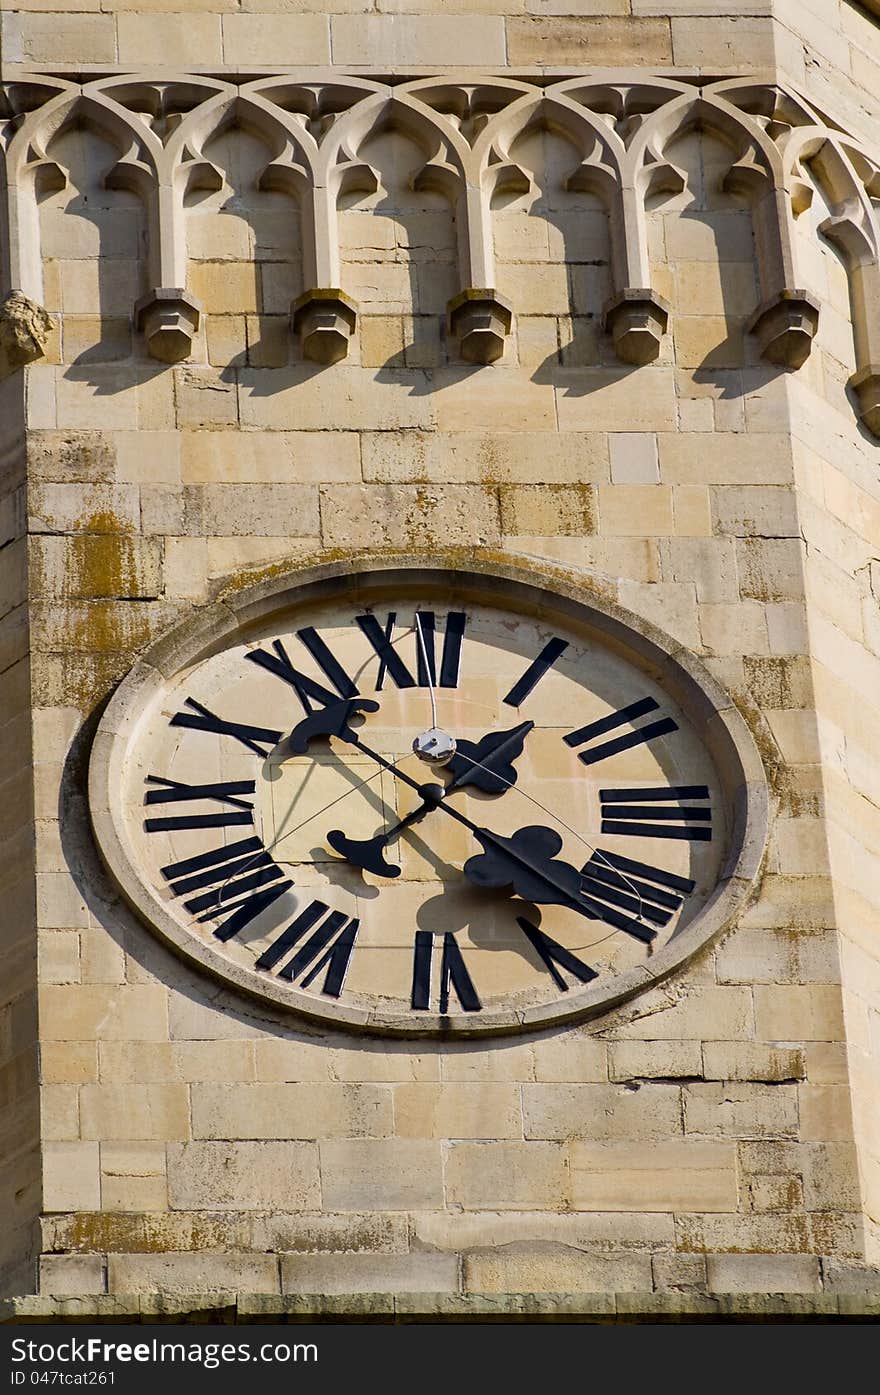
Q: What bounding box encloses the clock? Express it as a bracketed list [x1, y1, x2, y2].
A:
[89, 559, 766, 1035]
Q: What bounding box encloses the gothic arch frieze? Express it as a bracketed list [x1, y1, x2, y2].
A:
[1, 70, 879, 437]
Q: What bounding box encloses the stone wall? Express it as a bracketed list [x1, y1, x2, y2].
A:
[1, 2, 879, 1307]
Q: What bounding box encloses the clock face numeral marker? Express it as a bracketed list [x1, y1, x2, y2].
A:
[295, 627, 359, 701]
[143, 775, 256, 832]
[256, 899, 359, 998]
[358, 611, 466, 691]
[170, 698, 282, 758]
[564, 697, 678, 766]
[159, 836, 293, 940]
[245, 638, 349, 715]
[411, 930, 481, 1013]
[438, 611, 466, 688]
[600, 785, 712, 841]
[581, 848, 694, 936]
[357, 612, 416, 690]
[503, 636, 569, 707]
[516, 917, 597, 992]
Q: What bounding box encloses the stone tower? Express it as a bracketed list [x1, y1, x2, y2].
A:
[1, 1, 880, 1321]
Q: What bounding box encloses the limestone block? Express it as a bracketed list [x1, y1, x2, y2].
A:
[798, 1086, 854, 1142]
[531, 1033, 606, 1083]
[608, 1041, 703, 1081]
[4, 12, 116, 64]
[411, 1210, 674, 1253]
[39, 1255, 105, 1298]
[107, 1253, 279, 1297]
[39, 986, 169, 1042]
[614, 987, 754, 1041]
[320, 484, 500, 550]
[706, 1253, 820, 1293]
[500, 484, 595, 537]
[175, 370, 238, 429]
[570, 1140, 737, 1212]
[610, 434, 660, 485]
[445, 1142, 568, 1211]
[117, 14, 223, 63]
[702, 1043, 805, 1083]
[754, 986, 846, 1042]
[683, 1083, 799, 1139]
[675, 1212, 812, 1255]
[320, 1140, 443, 1210]
[39, 1043, 97, 1086]
[361, 430, 608, 484]
[100, 1142, 167, 1212]
[463, 1244, 652, 1294]
[435, 372, 556, 432]
[98, 1041, 254, 1085]
[360, 316, 406, 370]
[803, 1044, 850, 1086]
[716, 929, 839, 987]
[186, 483, 319, 537]
[713, 487, 799, 541]
[41, 1085, 79, 1141]
[803, 1143, 864, 1210]
[659, 432, 793, 485]
[43, 1141, 100, 1212]
[168, 1141, 320, 1211]
[393, 1084, 521, 1139]
[38, 930, 80, 985]
[239, 368, 436, 431]
[281, 1253, 458, 1296]
[330, 15, 507, 65]
[190, 1083, 392, 1140]
[523, 1083, 683, 1140]
[557, 370, 677, 432]
[738, 538, 805, 603]
[507, 16, 672, 62]
[598, 484, 673, 536]
[80, 1085, 190, 1142]
[221, 13, 330, 62]
[700, 602, 769, 655]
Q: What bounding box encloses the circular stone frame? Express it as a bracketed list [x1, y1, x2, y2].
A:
[88, 552, 769, 1037]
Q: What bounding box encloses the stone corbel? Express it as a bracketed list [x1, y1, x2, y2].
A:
[598, 140, 680, 366]
[447, 287, 513, 364]
[0, 289, 53, 377]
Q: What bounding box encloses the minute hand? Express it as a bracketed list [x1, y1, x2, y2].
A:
[307, 712, 654, 942]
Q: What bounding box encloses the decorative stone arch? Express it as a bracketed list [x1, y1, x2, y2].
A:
[630, 84, 821, 369]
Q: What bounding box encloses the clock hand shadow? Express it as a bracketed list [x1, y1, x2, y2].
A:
[415, 881, 545, 954]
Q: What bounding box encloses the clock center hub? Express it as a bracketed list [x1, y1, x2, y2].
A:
[412, 727, 457, 765]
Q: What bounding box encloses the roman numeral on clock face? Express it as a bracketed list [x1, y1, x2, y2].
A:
[159, 836, 293, 941]
[357, 611, 466, 691]
[599, 785, 712, 841]
[516, 917, 597, 992]
[245, 635, 357, 715]
[170, 698, 282, 758]
[564, 697, 678, 766]
[143, 775, 256, 832]
[255, 899, 358, 997]
[411, 930, 481, 1013]
[503, 636, 569, 707]
[580, 848, 694, 935]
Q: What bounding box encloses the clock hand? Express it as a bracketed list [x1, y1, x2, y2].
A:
[299, 708, 654, 939]
[444, 720, 534, 795]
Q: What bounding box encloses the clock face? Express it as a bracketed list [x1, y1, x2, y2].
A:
[90, 566, 764, 1034]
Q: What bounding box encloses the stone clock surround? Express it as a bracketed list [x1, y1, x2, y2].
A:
[1, 1, 880, 1320]
[88, 555, 768, 1035]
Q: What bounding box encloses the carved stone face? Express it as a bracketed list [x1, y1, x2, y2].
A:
[89, 565, 766, 1036]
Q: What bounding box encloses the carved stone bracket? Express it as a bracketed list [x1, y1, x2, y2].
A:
[135, 288, 201, 365]
[447, 289, 513, 364]
[292, 288, 358, 365]
[603, 288, 670, 367]
[746, 289, 820, 368]
[0, 289, 53, 377]
[850, 366, 880, 438]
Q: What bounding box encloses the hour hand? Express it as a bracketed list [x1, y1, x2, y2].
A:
[287, 697, 380, 755]
[444, 720, 534, 795]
